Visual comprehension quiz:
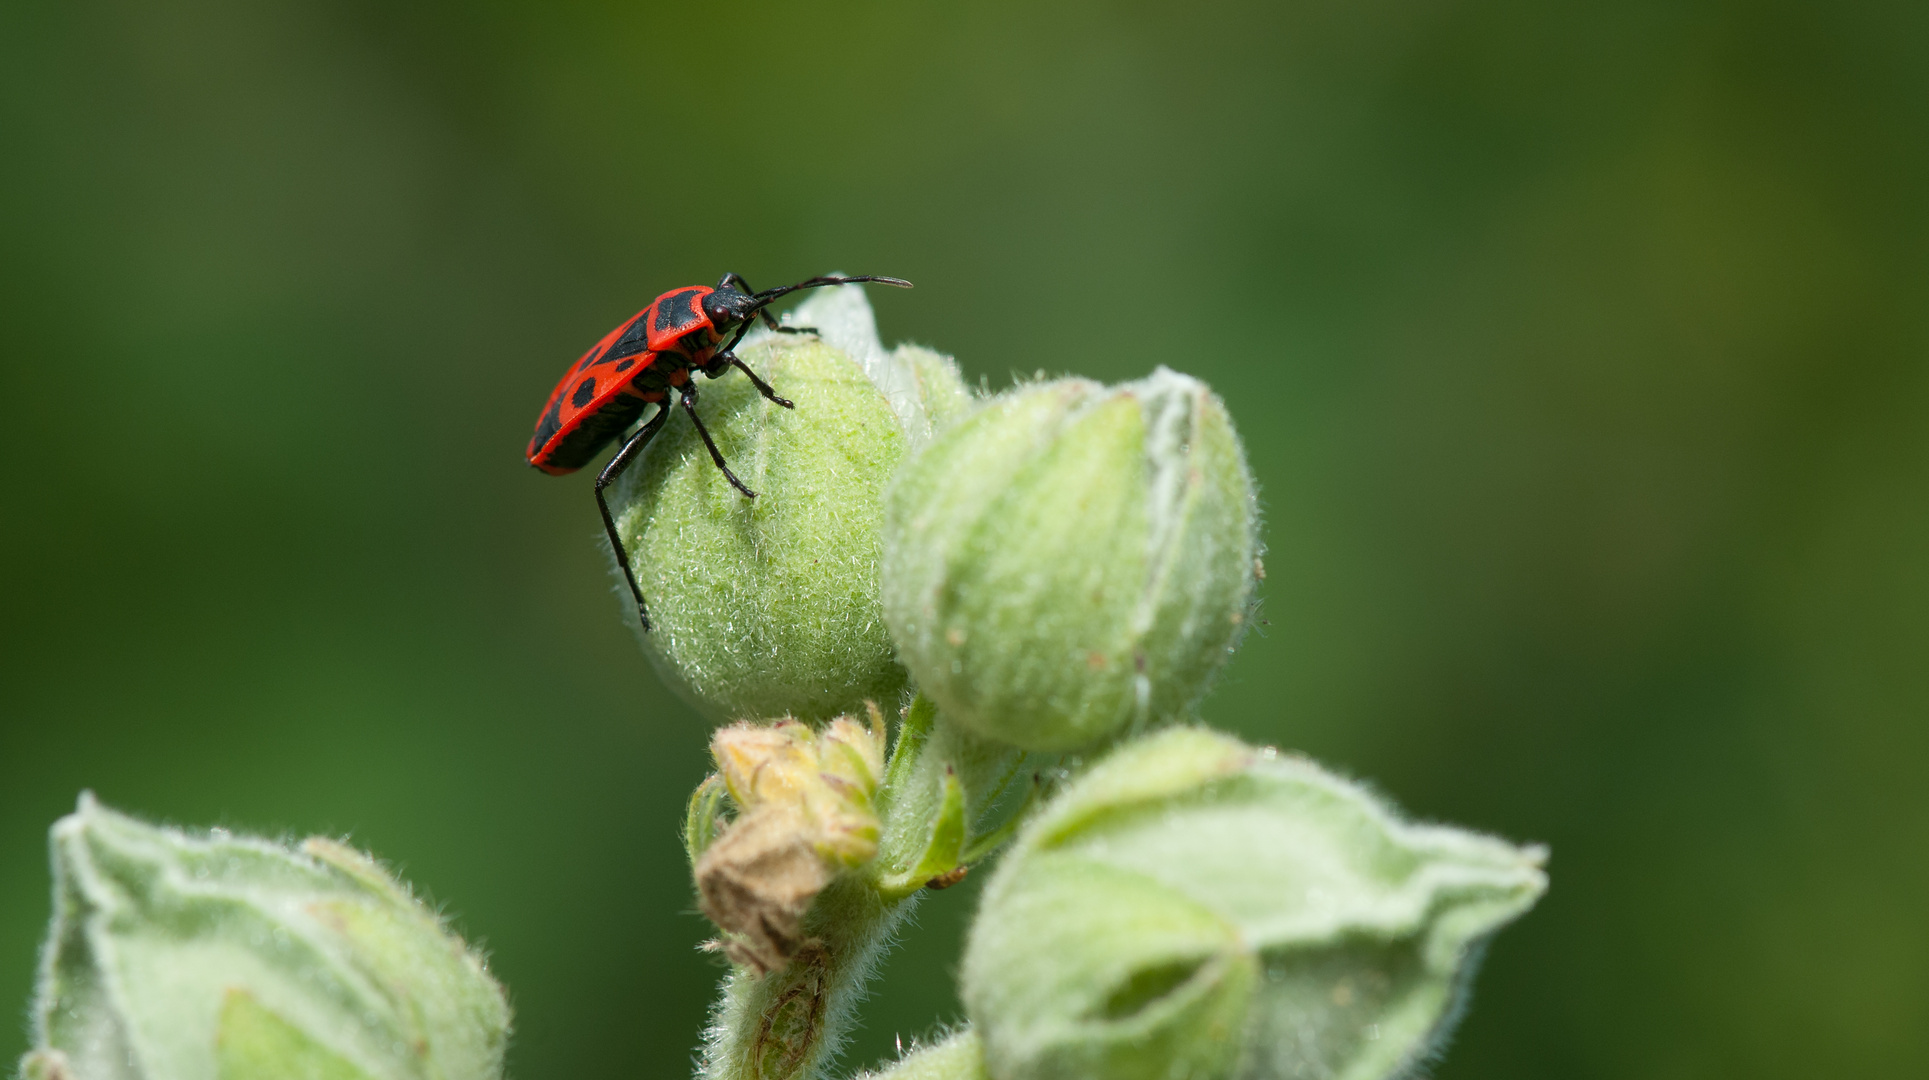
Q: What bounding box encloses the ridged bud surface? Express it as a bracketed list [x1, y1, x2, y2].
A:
[21, 794, 509, 1080]
[882, 370, 1258, 751]
[961, 729, 1547, 1080]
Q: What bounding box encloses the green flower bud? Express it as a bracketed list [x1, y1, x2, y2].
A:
[882, 370, 1258, 751]
[22, 794, 510, 1080]
[961, 728, 1546, 1080]
[858, 1029, 986, 1080]
[613, 285, 971, 722]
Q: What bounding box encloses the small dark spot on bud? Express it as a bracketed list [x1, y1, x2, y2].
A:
[925, 866, 969, 890]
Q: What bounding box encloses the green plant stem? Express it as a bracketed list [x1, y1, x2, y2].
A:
[697, 698, 1023, 1080]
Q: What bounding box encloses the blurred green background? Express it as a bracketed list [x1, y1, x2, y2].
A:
[3, 1, 1925, 1076]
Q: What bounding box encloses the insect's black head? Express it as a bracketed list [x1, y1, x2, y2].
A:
[702, 285, 763, 330]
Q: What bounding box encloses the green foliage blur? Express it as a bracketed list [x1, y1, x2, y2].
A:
[2, 1, 1923, 1077]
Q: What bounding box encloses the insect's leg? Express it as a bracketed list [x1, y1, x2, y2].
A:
[595, 403, 671, 630]
[719, 272, 755, 292]
[758, 308, 817, 335]
[715, 353, 795, 409]
[719, 316, 756, 357]
[679, 384, 757, 498]
[711, 313, 803, 404]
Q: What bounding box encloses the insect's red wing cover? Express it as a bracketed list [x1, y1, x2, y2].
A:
[526, 310, 660, 473]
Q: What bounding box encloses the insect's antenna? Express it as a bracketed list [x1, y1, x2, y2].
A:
[747, 275, 914, 310]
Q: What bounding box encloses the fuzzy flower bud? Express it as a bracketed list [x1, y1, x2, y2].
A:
[20, 794, 509, 1080]
[857, 1029, 987, 1080]
[711, 712, 886, 867]
[613, 286, 970, 723]
[882, 370, 1258, 752]
[695, 711, 889, 973]
[961, 728, 1547, 1080]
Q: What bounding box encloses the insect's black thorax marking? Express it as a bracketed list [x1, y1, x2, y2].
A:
[652, 289, 707, 336]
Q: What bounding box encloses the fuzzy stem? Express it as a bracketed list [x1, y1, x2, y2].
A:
[697, 699, 1023, 1080]
[697, 874, 910, 1080]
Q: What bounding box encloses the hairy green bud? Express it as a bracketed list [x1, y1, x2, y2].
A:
[21, 794, 509, 1080]
[961, 728, 1546, 1080]
[882, 371, 1258, 751]
[857, 1030, 986, 1080]
[614, 286, 970, 722]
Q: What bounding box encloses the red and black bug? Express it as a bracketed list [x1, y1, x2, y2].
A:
[527, 272, 913, 630]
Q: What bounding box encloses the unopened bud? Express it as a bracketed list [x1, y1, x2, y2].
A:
[615, 286, 971, 723]
[22, 794, 509, 1080]
[882, 370, 1258, 751]
[961, 728, 1546, 1080]
[856, 1029, 986, 1080]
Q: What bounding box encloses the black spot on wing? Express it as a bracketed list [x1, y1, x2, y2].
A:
[577, 315, 651, 374]
[614, 357, 636, 372]
[653, 289, 705, 335]
[606, 320, 652, 362]
[540, 394, 651, 472]
[572, 377, 598, 407]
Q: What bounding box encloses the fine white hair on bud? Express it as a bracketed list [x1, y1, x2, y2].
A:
[23, 794, 510, 1080]
[744, 281, 972, 452]
[960, 728, 1547, 1080]
[854, 1028, 987, 1080]
[615, 285, 971, 723]
[881, 369, 1259, 752]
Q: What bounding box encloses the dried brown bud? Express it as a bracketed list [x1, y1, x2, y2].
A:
[697, 805, 836, 974]
[694, 710, 888, 973]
